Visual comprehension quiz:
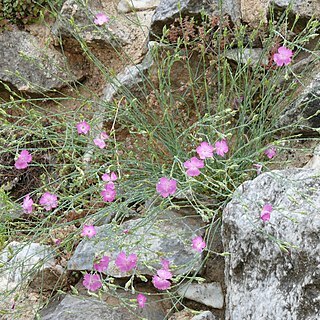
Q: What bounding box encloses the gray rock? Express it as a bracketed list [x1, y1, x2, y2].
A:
[0, 30, 82, 93]
[68, 210, 204, 277]
[273, 0, 320, 18]
[0, 241, 59, 293]
[192, 311, 216, 320]
[222, 169, 320, 320]
[118, 0, 160, 13]
[52, 0, 129, 50]
[40, 294, 137, 320]
[278, 63, 320, 134]
[40, 290, 167, 320]
[241, 0, 320, 26]
[177, 282, 224, 309]
[150, 0, 241, 39]
[225, 48, 268, 66]
[304, 144, 320, 169]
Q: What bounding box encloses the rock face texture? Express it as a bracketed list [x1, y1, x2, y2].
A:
[150, 0, 241, 38]
[278, 63, 320, 133]
[117, 0, 160, 13]
[40, 294, 136, 320]
[222, 169, 320, 320]
[241, 0, 320, 25]
[53, 0, 129, 49]
[177, 282, 224, 309]
[68, 210, 204, 277]
[40, 292, 166, 320]
[192, 311, 216, 320]
[0, 30, 82, 93]
[0, 242, 60, 293]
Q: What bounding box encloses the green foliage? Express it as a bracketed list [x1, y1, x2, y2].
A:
[0, 0, 48, 25]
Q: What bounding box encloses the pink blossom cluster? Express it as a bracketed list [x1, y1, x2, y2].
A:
[101, 171, 118, 202]
[76, 120, 110, 149]
[22, 192, 58, 214]
[152, 259, 173, 291]
[184, 139, 229, 177]
[94, 131, 109, 149]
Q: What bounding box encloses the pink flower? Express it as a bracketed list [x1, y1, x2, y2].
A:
[253, 163, 263, 175]
[83, 273, 102, 291]
[102, 172, 117, 182]
[137, 293, 147, 308]
[273, 46, 293, 67]
[196, 142, 214, 159]
[261, 203, 272, 222]
[115, 251, 137, 273]
[161, 259, 170, 271]
[100, 131, 109, 140]
[94, 12, 109, 26]
[76, 121, 90, 134]
[214, 139, 228, 157]
[192, 236, 206, 253]
[184, 157, 204, 177]
[94, 132, 109, 149]
[264, 147, 276, 159]
[152, 269, 172, 291]
[94, 256, 110, 272]
[39, 192, 58, 211]
[94, 138, 106, 149]
[152, 276, 171, 290]
[14, 150, 32, 170]
[101, 182, 116, 202]
[156, 177, 177, 198]
[22, 194, 34, 214]
[81, 225, 97, 238]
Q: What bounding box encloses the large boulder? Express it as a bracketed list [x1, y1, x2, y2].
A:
[278, 62, 320, 134]
[0, 30, 83, 93]
[68, 210, 204, 277]
[150, 0, 241, 39]
[40, 291, 166, 320]
[222, 168, 320, 320]
[241, 0, 320, 26]
[52, 0, 130, 50]
[117, 0, 160, 13]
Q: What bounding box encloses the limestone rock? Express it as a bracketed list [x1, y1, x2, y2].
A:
[241, 0, 320, 26]
[192, 311, 216, 320]
[118, 0, 160, 13]
[177, 282, 224, 309]
[40, 291, 166, 320]
[40, 294, 136, 320]
[0, 30, 82, 93]
[68, 210, 204, 277]
[304, 144, 320, 169]
[222, 168, 320, 320]
[277, 63, 320, 134]
[0, 241, 60, 293]
[52, 0, 129, 49]
[150, 0, 241, 39]
[225, 48, 268, 66]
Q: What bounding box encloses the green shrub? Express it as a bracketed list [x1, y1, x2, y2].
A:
[0, 0, 48, 25]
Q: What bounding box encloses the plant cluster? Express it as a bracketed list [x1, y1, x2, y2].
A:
[0, 3, 319, 319]
[0, 0, 48, 25]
